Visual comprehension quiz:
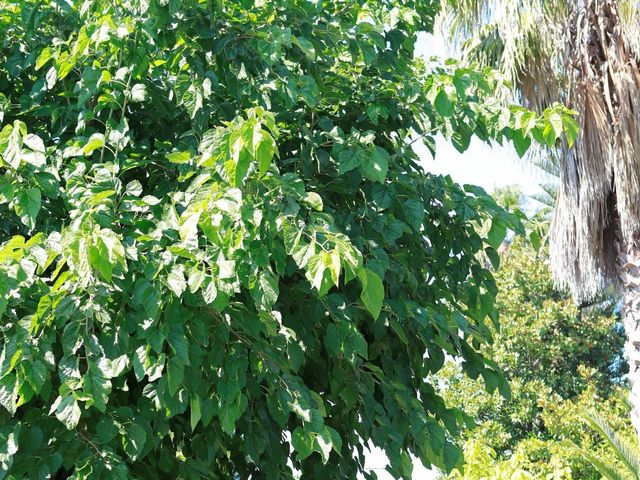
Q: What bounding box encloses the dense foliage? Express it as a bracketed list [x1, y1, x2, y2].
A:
[439, 239, 629, 479]
[0, 1, 577, 478]
[439, 0, 640, 446]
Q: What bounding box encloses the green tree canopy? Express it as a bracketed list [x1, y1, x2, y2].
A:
[440, 239, 628, 479]
[0, 1, 576, 478]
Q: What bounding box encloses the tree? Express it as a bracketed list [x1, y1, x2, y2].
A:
[0, 1, 575, 478]
[438, 238, 629, 479]
[447, 438, 534, 480]
[439, 0, 640, 441]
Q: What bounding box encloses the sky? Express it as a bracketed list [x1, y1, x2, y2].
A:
[414, 33, 543, 196]
[360, 33, 545, 480]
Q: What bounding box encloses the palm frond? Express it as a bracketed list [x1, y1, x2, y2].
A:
[565, 439, 632, 480]
[583, 409, 640, 479]
[615, 390, 635, 414]
[529, 185, 556, 207]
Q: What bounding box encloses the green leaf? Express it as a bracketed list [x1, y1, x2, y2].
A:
[167, 267, 187, 297]
[562, 114, 580, 147]
[88, 237, 113, 282]
[96, 417, 118, 444]
[0, 272, 10, 320]
[361, 146, 389, 183]
[359, 41, 376, 66]
[84, 360, 111, 412]
[166, 151, 191, 164]
[485, 246, 500, 270]
[202, 278, 218, 304]
[188, 267, 205, 293]
[34, 172, 59, 197]
[403, 198, 424, 232]
[190, 394, 202, 431]
[56, 51, 76, 79]
[179, 211, 201, 247]
[132, 279, 160, 316]
[328, 249, 341, 285]
[217, 258, 236, 279]
[434, 89, 453, 117]
[167, 357, 184, 396]
[15, 188, 41, 230]
[252, 271, 279, 310]
[337, 240, 363, 282]
[294, 36, 316, 60]
[0, 374, 17, 415]
[83, 133, 105, 155]
[326, 426, 342, 454]
[443, 441, 462, 472]
[297, 75, 320, 107]
[177, 77, 204, 118]
[338, 148, 362, 175]
[359, 268, 384, 319]
[487, 219, 507, 249]
[529, 230, 542, 252]
[167, 315, 190, 365]
[228, 145, 253, 186]
[130, 83, 147, 102]
[306, 253, 333, 294]
[87, 230, 126, 281]
[45, 66, 58, 89]
[512, 130, 531, 157]
[23, 134, 45, 153]
[220, 400, 242, 435]
[345, 323, 368, 360]
[324, 324, 341, 356]
[313, 427, 333, 464]
[548, 111, 563, 141]
[123, 423, 146, 461]
[52, 395, 81, 429]
[1, 124, 21, 169]
[22, 360, 47, 393]
[35, 47, 54, 70]
[302, 192, 323, 211]
[291, 427, 314, 461]
[256, 133, 277, 175]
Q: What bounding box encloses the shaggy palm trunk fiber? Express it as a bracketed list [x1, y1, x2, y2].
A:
[617, 236, 640, 440]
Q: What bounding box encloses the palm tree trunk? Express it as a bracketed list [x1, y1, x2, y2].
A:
[616, 236, 640, 441]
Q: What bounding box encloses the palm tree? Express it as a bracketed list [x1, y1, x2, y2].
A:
[438, 0, 640, 439]
[568, 408, 640, 479]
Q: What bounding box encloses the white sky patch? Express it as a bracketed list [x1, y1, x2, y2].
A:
[416, 135, 545, 196]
